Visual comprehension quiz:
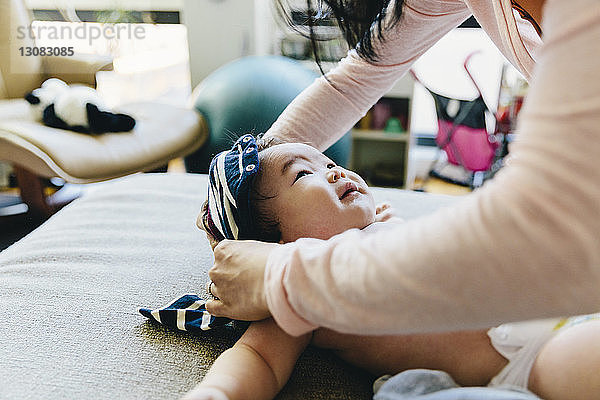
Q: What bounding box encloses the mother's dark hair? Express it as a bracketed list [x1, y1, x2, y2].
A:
[276, 0, 406, 63]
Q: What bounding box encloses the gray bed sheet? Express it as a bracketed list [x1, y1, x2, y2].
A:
[0, 173, 458, 400]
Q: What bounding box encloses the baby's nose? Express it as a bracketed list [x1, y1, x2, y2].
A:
[327, 168, 346, 183]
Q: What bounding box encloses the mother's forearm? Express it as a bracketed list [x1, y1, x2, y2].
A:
[267, 178, 596, 336]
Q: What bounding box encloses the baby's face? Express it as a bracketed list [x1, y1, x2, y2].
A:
[256, 143, 376, 243]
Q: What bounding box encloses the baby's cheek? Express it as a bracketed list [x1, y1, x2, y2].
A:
[278, 203, 334, 241]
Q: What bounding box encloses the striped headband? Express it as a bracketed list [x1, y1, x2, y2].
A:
[206, 134, 260, 241]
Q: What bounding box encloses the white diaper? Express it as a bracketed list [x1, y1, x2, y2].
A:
[487, 318, 562, 389]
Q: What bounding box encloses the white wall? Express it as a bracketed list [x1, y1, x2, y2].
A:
[183, 0, 254, 87]
[183, 0, 277, 88]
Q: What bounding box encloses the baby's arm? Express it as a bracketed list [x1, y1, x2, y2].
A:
[183, 319, 312, 400]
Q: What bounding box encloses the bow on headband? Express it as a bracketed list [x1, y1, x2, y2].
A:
[205, 134, 260, 241]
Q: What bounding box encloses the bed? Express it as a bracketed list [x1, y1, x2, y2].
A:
[0, 173, 458, 399]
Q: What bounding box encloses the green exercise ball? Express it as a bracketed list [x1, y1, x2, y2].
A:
[184, 55, 352, 173]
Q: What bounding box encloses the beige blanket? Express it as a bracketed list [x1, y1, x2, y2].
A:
[0, 173, 457, 399]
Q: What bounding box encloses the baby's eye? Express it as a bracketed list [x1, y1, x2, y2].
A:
[294, 170, 312, 182]
[327, 163, 336, 169]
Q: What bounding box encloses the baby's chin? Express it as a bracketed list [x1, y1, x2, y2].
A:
[285, 218, 373, 242]
[363, 211, 377, 229]
[339, 210, 377, 233]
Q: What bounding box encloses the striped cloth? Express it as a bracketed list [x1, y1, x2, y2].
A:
[205, 134, 259, 241]
[138, 294, 232, 332]
[140, 135, 259, 332]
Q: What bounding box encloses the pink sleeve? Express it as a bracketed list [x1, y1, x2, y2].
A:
[265, 0, 471, 151]
[265, 0, 600, 336]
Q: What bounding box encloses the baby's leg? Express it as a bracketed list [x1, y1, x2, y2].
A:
[528, 320, 600, 400]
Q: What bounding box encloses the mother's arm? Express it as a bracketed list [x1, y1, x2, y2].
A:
[264, 0, 600, 336]
[263, 0, 471, 150]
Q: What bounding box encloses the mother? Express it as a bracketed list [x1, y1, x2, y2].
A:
[206, 0, 600, 398]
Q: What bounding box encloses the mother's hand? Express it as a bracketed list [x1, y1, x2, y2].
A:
[206, 240, 279, 321]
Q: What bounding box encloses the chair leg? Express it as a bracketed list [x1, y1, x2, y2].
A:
[13, 166, 53, 218]
[13, 167, 83, 219]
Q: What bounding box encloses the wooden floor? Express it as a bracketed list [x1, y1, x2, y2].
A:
[414, 177, 472, 196]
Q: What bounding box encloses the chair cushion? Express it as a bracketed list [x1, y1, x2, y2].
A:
[0, 98, 32, 120]
[0, 100, 207, 182]
[0, 173, 457, 399]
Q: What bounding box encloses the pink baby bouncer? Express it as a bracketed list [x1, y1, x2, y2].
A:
[411, 52, 505, 189]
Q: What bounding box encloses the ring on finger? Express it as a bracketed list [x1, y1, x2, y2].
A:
[206, 280, 219, 300]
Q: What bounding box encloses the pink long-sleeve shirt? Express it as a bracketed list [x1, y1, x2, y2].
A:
[264, 0, 600, 336]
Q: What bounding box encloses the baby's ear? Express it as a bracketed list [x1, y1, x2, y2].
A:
[196, 213, 206, 231]
[196, 200, 209, 231]
[196, 213, 219, 250]
[196, 200, 220, 250]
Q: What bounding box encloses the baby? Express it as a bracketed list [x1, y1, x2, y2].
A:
[183, 134, 514, 400]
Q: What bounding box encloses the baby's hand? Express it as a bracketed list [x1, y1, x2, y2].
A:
[181, 385, 229, 400]
[375, 202, 403, 223]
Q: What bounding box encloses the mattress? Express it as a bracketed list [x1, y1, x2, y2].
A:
[0, 173, 457, 399]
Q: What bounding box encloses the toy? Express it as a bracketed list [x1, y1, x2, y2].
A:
[25, 78, 136, 134]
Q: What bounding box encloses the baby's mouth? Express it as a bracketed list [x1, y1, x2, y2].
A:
[339, 182, 359, 200]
